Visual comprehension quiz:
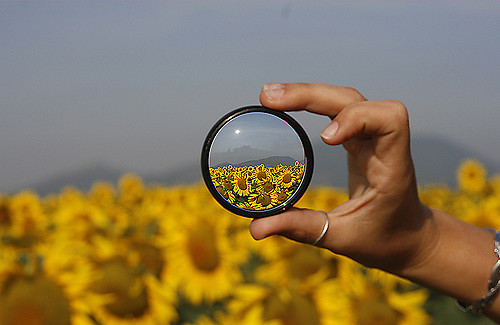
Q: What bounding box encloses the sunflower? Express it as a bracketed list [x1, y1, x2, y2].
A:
[255, 244, 338, 293]
[209, 168, 224, 186]
[457, 159, 487, 194]
[235, 201, 256, 210]
[89, 181, 117, 209]
[227, 281, 343, 325]
[0, 195, 11, 229]
[89, 229, 177, 324]
[90, 256, 178, 325]
[0, 242, 103, 325]
[251, 234, 301, 262]
[52, 199, 109, 243]
[276, 166, 300, 189]
[331, 260, 431, 325]
[304, 187, 349, 212]
[248, 190, 279, 210]
[489, 175, 500, 196]
[233, 170, 251, 197]
[456, 196, 500, 229]
[119, 173, 146, 207]
[7, 190, 48, 244]
[167, 208, 245, 305]
[418, 185, 452, 211]
[215, 184, 236, 204]
[191, 306, 281, 325]
[253, 164, 272, 183]
[275, 188, 294, 204]
[292, 161, 305, 179]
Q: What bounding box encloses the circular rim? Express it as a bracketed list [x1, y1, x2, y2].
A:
[201, 105, 314, 218]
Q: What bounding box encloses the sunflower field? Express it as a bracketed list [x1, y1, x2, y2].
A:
[0, 159, 498, 325]
[209, 162, 305, 210]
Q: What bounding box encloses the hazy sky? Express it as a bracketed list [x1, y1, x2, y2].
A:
[1, 2, 499, 192]
[209, 111, 305, 167]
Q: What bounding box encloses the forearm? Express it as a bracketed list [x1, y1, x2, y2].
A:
[399, 207, 500, 321]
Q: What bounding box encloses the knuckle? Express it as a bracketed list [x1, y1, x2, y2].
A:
[343, 87, 366, 102]
[387, 100, 409, 127]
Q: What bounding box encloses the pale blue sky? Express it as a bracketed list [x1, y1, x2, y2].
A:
[1, 2, 499, 191]
[209, 111, 304, 167]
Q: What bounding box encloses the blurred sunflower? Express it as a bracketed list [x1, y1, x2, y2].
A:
[298, 187, 349, 212]
[52, 199, 109, 243]
[332, 261, 431, 325]
[227, 282, 342, 325]
[191, 307, 281, 325]
[168, 209, 245, 305]
[0, 195, 12, 230]
[255, 245, 338, 292]
[458, 196, 500, 229]
[251, 235, 301, 263]
[0, 242, 102, 325]
[91, 257, 178, 325]
[7, 190, 48, 245]
[89, 181, 117, 209]
[119, 173, 146, 208]
[457, 159, 487, 194]
[489, 175, 500, 195]
[418, 185, 452, 211]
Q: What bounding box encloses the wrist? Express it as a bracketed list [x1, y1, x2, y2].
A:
[396, 207, 498, 311]
[389, 205, 441, 276]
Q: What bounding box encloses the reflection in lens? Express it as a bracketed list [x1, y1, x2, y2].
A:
[208, 112, 306, 211]
[209, 162, 305, 211]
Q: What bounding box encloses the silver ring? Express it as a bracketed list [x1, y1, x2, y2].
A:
[312, 211, 329, 245]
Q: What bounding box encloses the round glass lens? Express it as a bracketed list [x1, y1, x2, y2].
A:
[201, 106, 313, 218]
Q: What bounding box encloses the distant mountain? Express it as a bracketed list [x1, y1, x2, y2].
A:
[410, 135, 498, 187]
[311, 134, 499, 188]
[20, 162, 125, 196]
[18, 135, 499, 196]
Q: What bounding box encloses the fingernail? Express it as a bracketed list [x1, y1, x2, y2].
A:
[320, 121, 339, 140]
[262, 83, 285, 102]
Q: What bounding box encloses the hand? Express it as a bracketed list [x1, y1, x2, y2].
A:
[250, 83, 438, 273]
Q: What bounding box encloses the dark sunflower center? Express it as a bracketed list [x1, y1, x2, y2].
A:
[187, 223, 220, 272]
[257, 171, 267, 180]
[0, 275, 71, 325]
[223, 181, 233, 191]
[263, 290, 320, 325]
[134, 242, 164, 277]
[289, 249, 323, 280]
[282, 173, 292, 184]
[262, 182, 274, 193]
[277, 192, 288, 202]
[357, 296, 401, 325]
[237, 179, 247, 190]
[257, 194, 271, 206]
[93, 259, 149, 318]
[0, 204, 11, 226]
[216, 186, 229, 200]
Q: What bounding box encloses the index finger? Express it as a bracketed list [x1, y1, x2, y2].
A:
[260, 83, 366, 118]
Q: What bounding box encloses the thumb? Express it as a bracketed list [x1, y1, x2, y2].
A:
[249, 208, 330, 246]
